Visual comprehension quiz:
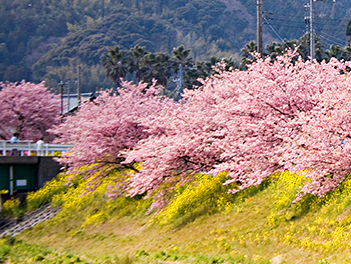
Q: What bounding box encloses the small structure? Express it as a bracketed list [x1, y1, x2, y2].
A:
[0, 140, 72, 204]
[62, 92, 93, 114]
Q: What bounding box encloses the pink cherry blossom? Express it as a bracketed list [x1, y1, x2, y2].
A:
[126, 52, 351, 210]
[55, 51, 351, 211]
[0, 81, 60, 141]
[53, 80, 174, 190]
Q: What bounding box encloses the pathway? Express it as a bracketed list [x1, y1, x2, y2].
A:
[0, 204, 60, 237]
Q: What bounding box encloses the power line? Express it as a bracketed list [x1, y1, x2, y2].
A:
[318, 32, 344, 43]
[264, 16, 348, 27]
[263, 16, 306, 24]
[258, 3, 350, 58]
[272, 18, 338, 27]
[264, 11, 350, 24]
[263, 10, 351, 31]
[319, 35, 345, 47]
[320, 41, 334, 48]
[265, 23, 306, 30]
[317, 30, 346, 42]
[263, 16, 290, 49]
[317, 34, 345, 48]
[319, 39, 340, 49]
[317, 31, 346, 46]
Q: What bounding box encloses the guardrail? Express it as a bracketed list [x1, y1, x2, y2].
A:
[0, 140, 73, 157]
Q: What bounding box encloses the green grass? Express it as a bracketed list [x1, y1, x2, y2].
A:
[6, 170, 351, 263]
[0, 236, 90, 263]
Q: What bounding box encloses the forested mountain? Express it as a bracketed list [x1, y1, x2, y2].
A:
[1, 0, 351, 92]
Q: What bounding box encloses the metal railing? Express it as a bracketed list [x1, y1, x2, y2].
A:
[0, 140, 73, 157]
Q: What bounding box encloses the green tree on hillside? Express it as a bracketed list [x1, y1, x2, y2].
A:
[128, 45, 149, 82]
[244, 34, 328, 64]
[346, 20, 351, 40]
[241, 41, 257, 67]
[139, 52, 172, 86]
[325, 44, 344, 61]
[101, 47, 128, 86]
[172, 45, 194, 67]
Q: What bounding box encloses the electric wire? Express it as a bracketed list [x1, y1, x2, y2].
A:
[317, 31, 346, 46]
[319, 40, 343, 50]
[266, 11, 350, 24]
[270, 23, 306, 29]
[262, 9, 350, 47]
[264, 23, 306, 30]
[317, 32, 344, 48]
[318, 31, 344, 41]
[319, 37, 343, 48]
[270, 17, 343, 27]
[263, 10, 351, 29]
[319, 38, 338, 47]
[259, 6, 351, 56]
[263, 17, 290, 49]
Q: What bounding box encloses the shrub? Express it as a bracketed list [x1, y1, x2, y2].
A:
[26, 174, 69, 212]
[154, 172, 239, 225]
[2, 198, 21, 218]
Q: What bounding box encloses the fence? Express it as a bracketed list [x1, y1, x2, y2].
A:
[0, 140, 73, 157]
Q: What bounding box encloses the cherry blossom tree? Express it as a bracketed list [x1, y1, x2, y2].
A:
[125, 52, 351, 210]
[54, 51, 351, 211]
[0, 81, 60, 141]
[211, 56, 351, 200]
[287, 66, 351, 200]
[53, 81, 174, 184]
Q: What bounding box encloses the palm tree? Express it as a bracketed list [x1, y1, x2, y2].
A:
[154, 52, 172, 86]
[140, 52, 172, 86]
[101, 46, 128, 86]
[172, 45, 194, 68]
[128, 45, 148, 82]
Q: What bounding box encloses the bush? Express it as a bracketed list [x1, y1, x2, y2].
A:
[26, 174, 69, 212]
[2, 198, 21, 218]
[154, 172, 238, 225]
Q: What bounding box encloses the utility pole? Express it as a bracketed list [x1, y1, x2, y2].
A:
[309, 0, 315, 61]
[66, 80, 70, 112]
[311, 0, 315, 61]
[77, 66, 81, 106]
[173, 64, 196, 98]
[257, 0, 263, 55]
[175, 64, 183, 94]
[305, 0, 336, 61]
[58, 81, 64, 116]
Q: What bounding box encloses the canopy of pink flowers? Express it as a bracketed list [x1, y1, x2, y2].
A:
[0, 81, 60, 141]
[54, 52, 351, 210]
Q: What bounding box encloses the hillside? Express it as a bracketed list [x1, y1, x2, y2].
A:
[1, 171, 351, 263]
[1, 0, 351, 92]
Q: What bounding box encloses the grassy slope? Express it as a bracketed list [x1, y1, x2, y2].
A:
[4, 171, 351, 264]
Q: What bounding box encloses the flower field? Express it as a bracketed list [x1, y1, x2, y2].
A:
[0, 169, 349, 263]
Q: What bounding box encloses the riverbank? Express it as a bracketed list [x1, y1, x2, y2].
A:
[1, 171, 351, 263]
